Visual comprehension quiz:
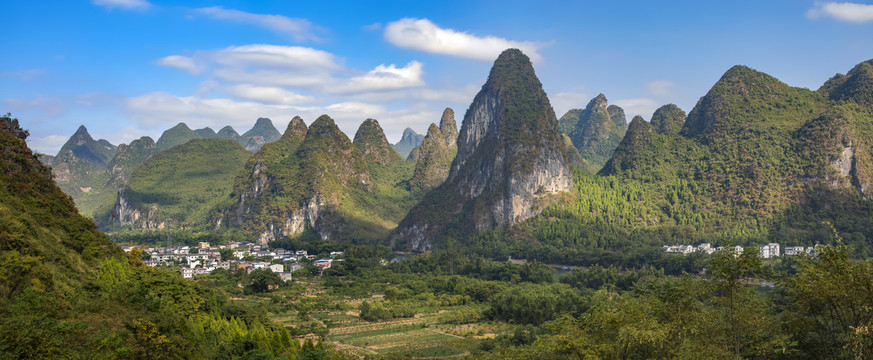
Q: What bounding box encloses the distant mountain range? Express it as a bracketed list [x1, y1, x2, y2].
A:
[29, 51, 873, 256]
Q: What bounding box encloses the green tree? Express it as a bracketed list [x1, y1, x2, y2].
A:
[246, 269, 282, 294]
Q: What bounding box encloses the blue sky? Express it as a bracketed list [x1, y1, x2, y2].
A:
[2, 0, 873, 155]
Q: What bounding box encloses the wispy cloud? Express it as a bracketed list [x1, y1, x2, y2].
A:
[193, 6, 320, 41]
[223, 85, 318, 105]
[384, 18, 546, 62]
[157, 44, 425, 96]
[4, 96, 66, 118]
[30, 135, 69, 156]
[156, 55, 202, 75]
[332, 61, 425, 93]
[92, 0, 151, 11]
[645, 80, 678, 97]
[807, 2, 873, 23]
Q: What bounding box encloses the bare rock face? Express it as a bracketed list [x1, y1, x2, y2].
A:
[439, 108, 459, 148]
[391, 49, 573, 251]
[244, 136, 266, 153]
[114, 186, 167, 229]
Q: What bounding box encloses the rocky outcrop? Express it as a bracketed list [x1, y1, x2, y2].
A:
[391, 48, 573, 251]
[245, 136, 266, 153]
[106, 136, 157, 187]
[439, 108, 459, 148]
[353, 118, 403, 165]
[566, 94, 627, 173]
[113, 186, 167, 229]
[392, 128, 425, 159]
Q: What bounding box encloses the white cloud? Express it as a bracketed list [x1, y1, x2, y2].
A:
[156, 55, 202, 75]
[550, 92, 591, 118]
[332, 61, 425, 93]
[92, 0, 151, 11]
[162, 45, 427, 95]
[645, 80, 678, 97]
[210, 44, 341, 71]
[193, 6, 319, 41]
[384, 18, 545, 62]
[29, 135, 69, 156]
[614, 98, 660, 120]
[224, 84, 318, 105]
[807, 2, 873, 23]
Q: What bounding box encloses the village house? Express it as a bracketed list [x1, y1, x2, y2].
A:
[760, 243, 780, 259]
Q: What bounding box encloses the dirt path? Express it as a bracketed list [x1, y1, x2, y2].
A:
[426, 328, 463, 339]
[332, 341, 377, 355]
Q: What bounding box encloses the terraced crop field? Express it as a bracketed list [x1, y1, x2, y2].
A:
[327, 317, 468, 358]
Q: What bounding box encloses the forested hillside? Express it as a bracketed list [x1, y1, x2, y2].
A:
[0, 114, 325, 359]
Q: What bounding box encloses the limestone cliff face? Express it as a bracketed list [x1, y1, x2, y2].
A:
[106, 136, 157, 187]
[795, 111, 872, 199]
[391, 49, 573, 251]
[439, 108, 459, 148]
[114, 186, 167, 229]
[218, 115, 373, 243]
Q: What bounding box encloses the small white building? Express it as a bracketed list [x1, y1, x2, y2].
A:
[760, 243, 780, 259]
[180, 268, 193, 279]
[269, 264, 284, 273]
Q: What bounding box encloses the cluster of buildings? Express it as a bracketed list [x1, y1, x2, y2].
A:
[664, 243, 819, 258]
[120, 241, 344, 280]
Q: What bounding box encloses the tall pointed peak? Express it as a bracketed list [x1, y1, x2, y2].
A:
[425, 123, 441, 138]
[75, 125, 90, 135]
[354, 118, 401, 165]
[282, 116, 308, 140]
[402, 127, 418, 138]
[354, 118, 388, 145]
[308, 115, 342, 138]
[243, 118, 281, 142]
[439, 108, 458, 146]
